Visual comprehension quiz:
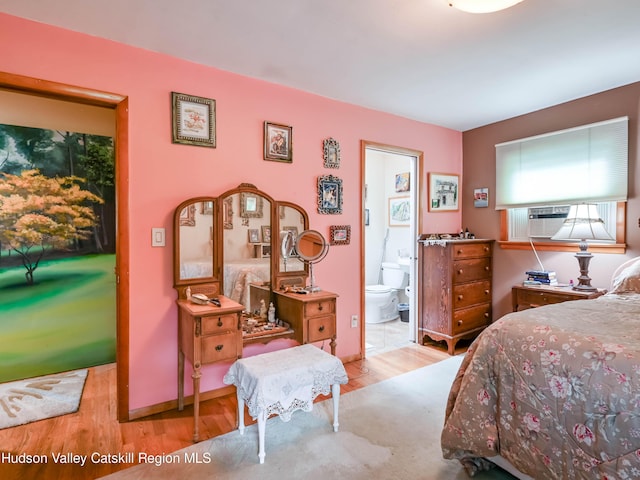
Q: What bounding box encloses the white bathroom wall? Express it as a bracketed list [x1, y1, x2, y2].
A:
[364, 149, 412, 288]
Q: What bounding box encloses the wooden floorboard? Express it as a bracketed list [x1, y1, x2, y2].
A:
[0, 342, 463, 479]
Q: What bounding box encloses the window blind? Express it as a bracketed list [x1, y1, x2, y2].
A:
[495, 117, 628, 209]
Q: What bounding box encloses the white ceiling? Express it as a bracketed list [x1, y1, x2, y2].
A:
[2, 0, 640, 131]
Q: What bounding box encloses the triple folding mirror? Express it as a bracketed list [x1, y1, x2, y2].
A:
[173, 183, 315, 311]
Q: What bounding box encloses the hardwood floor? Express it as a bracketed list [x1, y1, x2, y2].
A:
[0, 342, 463, 479]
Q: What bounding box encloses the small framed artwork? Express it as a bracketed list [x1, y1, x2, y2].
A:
[261, 225, 271, 243]
[180, 204, 196, 226]
[240, 193, 264, 218]
[317, 175, 343, 214]
[330, 225, 351, 245]
[395, 172, 410, 192]
[323, 137, 340, 169]
[474, 187, 489, 208]
[201, 200, 214, 215]
[428, 172, 459, 212]
[264, 121, 293, 163]
[248, 229, 260, 243]
[171, 92, 216, 147]
[283, 225, 299, 237]
[388, 196, 410, 227]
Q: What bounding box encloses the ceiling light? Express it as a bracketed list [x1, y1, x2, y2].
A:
[447, 0, 524, 13]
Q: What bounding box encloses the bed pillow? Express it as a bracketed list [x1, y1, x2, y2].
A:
[610, 260, 640, 294]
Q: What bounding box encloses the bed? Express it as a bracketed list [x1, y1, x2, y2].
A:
[441, 257, 640, 479]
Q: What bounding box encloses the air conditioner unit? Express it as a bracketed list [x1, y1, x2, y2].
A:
[527, 206, 569, 238]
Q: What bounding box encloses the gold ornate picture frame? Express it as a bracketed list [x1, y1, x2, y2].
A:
[171, 92, 216, 147]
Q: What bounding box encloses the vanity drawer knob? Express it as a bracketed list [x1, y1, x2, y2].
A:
[215, 344, 224, 352]
[318, 303, 324, 311]
[217, 319, 223, 327]
[319, 325, 325, 332]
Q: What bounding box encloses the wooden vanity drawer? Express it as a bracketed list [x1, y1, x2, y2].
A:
[453, 281, 491, 310]
[452, 242, 492, 260]
[201, 331, 240, 363]
[201, 314, 238, 335]
[453, 258, 492, 283]
[452, 303, 491, 335]
[304, 299, 335, 317]
[307, 315, 336, 343]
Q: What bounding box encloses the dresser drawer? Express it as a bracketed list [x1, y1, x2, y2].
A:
[453, 281, 492, 309]
[453, 258, 491, 283]
[304, 299, 335, 317]
[452, 303, 491, 335]
[201, 331, 240, 363]
[307, 315, 336, 343]
[452, 242, 492, 260]
[516, 289, 574, 308]
[201, 314, 238, 335]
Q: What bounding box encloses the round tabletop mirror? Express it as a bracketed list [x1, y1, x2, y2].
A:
[295, 230, 329, 292]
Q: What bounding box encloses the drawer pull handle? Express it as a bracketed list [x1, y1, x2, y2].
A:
[457, 269, 463, 275]
[318, 304, 324, 311]
[484, 266, 490, 271]
[217, 319, 223, 327]
[457, 249, 463, 254]
[457, 320, 463, 326]
[484, 312, 489, 318]
[457, 295, 463, 301]
[215, 344, 224, 352]
[319, 325, 325, 332]
[485, 290, 489, 295]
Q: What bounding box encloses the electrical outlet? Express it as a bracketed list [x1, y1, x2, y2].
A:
[351, 315, 358, 328]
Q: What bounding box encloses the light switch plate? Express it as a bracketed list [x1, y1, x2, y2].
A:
[152, 228, 165, 247]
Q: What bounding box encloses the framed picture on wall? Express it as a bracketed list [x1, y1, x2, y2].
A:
[171, 92, 216, 147]
[428, 172, 459, 212]
[264, 121, 293, 162]
[330, 225, 351, 245]
[474, 187, 489, 208]
[395, 172, 410, 192]
[388, 196, 410, 227]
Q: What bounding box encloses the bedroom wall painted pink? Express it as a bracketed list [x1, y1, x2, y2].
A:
[0, 13, 462, 412]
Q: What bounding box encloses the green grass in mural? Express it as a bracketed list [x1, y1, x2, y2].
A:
[0, 254, 116, 383]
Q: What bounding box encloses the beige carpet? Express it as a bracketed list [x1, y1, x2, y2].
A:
[0, 369, 88, 429]
[102, 356, 516, 480]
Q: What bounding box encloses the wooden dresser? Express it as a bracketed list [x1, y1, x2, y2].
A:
[177, 295, 244, 442]
[274, 290, 338, 355]
[417, 237, 494, 355]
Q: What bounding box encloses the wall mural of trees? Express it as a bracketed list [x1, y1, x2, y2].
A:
[0, 124, 116, 383]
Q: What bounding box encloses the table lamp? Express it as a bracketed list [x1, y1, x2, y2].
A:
[550, 204, 613, 292]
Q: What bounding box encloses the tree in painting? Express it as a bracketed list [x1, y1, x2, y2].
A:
[0, 169, 103, 285]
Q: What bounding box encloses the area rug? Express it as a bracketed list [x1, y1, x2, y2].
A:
[102, 356, 515, 480]
[0, 369, 88, 429]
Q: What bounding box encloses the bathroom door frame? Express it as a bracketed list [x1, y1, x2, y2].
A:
[360, 140, 423, 357]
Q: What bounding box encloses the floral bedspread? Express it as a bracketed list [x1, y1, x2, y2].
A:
[442, 293, 640, 479]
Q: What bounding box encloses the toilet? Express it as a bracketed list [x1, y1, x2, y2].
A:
[365, 262, 408, 324]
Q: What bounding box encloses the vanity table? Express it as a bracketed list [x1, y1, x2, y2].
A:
[274, 290, 338, 355]
[173, 184, 338, 441]
[177, 295, 243, 442]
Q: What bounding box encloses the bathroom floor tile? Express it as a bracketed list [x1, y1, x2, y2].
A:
[365, 318, 411, 356]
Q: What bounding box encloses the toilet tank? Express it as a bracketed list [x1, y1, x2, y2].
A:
[381, 262, 406, 288]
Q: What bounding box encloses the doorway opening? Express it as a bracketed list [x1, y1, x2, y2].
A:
[361, 141, 422, 357]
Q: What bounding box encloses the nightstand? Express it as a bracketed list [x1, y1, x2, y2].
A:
[512, 284, 606, 312]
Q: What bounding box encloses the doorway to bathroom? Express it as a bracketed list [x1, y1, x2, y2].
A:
[362, 142, 422, 357]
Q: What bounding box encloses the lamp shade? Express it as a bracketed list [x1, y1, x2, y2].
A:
[550, 204, 613, 242]
[447, 0, 524, 13]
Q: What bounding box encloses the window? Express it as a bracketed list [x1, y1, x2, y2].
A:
[497, 117, 628, 252]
